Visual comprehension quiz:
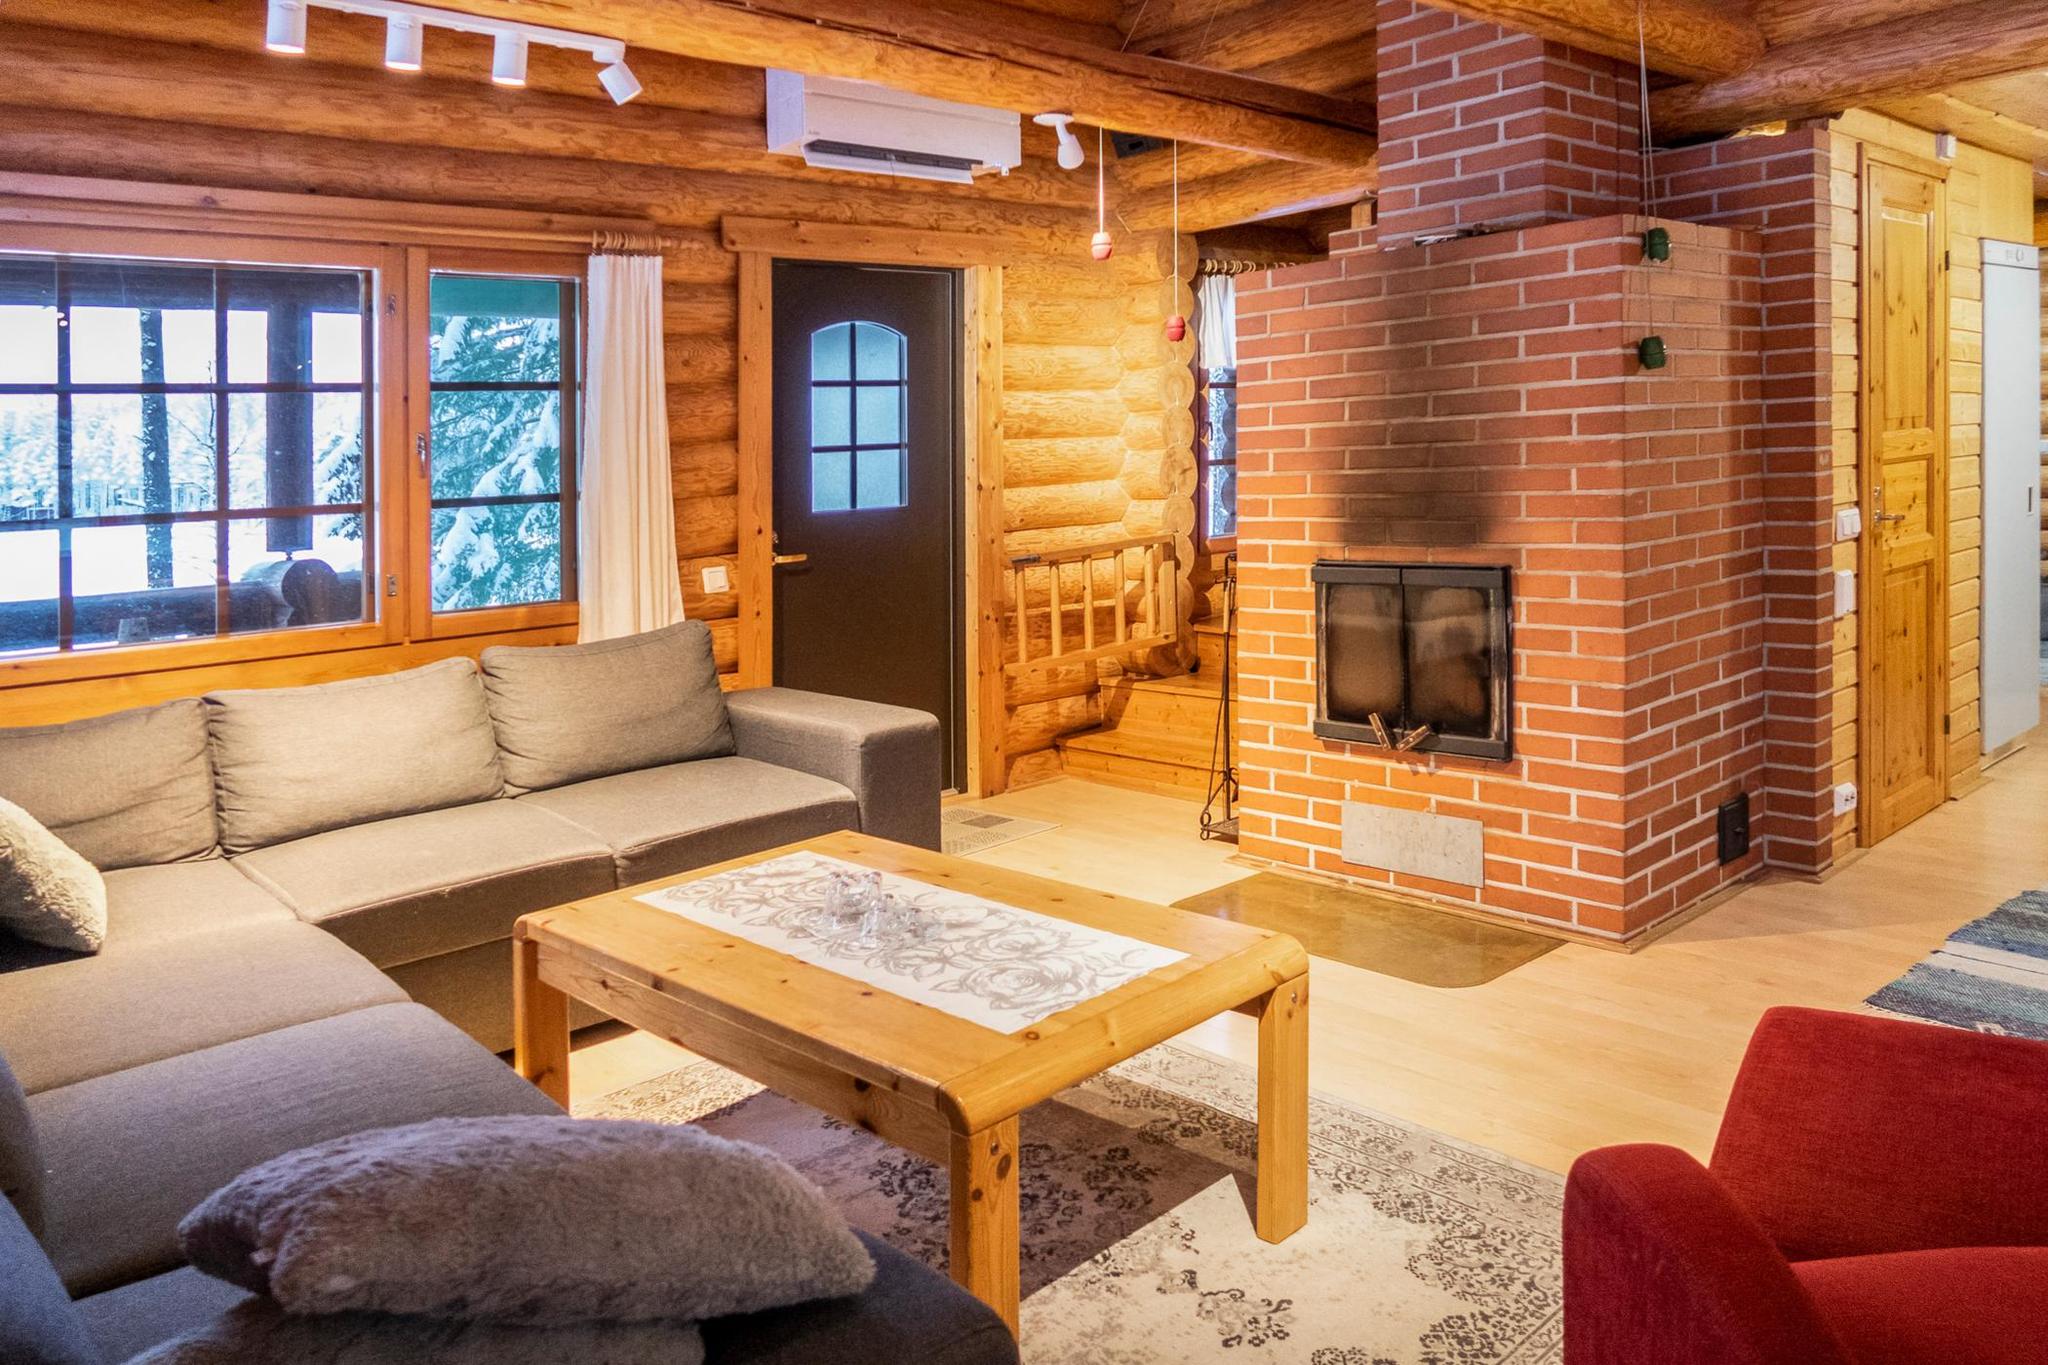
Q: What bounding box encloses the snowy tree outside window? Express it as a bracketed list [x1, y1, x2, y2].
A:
[427, 274, 578, 614]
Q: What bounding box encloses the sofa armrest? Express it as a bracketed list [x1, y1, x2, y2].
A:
[1710, 1007, 2048, 1261]
[724, 688, 942, 851]
[1565, 1144, 1850, 1365]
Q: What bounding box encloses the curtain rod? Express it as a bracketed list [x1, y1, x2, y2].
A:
[1196, 259, 1268, 277]
[591, 229, 676, 255]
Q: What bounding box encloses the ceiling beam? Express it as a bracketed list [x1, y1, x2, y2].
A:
[1137, 0, 1371, 72]
[1654, 0, 2048, 137]
[393, 0, 1378, 165]
[1399, 0, 1762, 82]
[1121, 157, 1377, 232]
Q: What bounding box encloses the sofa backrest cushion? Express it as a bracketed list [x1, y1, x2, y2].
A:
[0, 700, 218, 870]
[0, 1194, 97, 1365]
[480, 622, 735, 796]
[0, 1051, 43, 1240]
[206, 659, 505, 855]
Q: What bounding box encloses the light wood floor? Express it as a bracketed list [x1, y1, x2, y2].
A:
[573, 733, 2048, 1174]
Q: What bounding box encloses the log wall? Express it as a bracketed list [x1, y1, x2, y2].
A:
[0, 6, 1201, 773]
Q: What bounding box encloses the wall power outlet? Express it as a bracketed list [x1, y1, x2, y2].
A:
[1833, 782, 1859, 816]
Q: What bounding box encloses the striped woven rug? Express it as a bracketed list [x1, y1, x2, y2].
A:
[1866, 889, 2048, 1040]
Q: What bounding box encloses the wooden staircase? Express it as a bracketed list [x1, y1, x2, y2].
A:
[1055, 622, 1235, 798]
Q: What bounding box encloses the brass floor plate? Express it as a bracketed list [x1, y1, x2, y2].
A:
[1174, 873, 1558, 988]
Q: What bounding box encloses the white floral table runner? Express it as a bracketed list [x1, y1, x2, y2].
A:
[634, 851, 1187, 1033]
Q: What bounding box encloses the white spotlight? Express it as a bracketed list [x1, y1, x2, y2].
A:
[384, 16, 423, 71]
[598, 58, 642, 105]
[265, 0, 307, 54]
[1033, 113, 1084, 171]
[491, 31, 528, 87]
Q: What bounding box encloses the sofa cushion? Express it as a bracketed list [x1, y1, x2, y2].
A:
[0, 919, 406, 1095]
[705, 1231, 1019, 1365]
[519, 757, 859, 886]
[78, 1267, 253, 1365]
[480, 621, 734, 796]
[1793, 1246, 2048, 1365]
[0, 699, 216, 869]
[0, 1195, 99, 1365]
[232, 801, 617, 969]
[1, 861, 299, 978]
[30, 1002, 561, 1296]
[0, 797, 105, 954]
[206, 659, 504, 855]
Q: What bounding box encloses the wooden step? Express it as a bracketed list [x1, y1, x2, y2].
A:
[1101, 670, 1226, 737]
[1055, 724, 1235, 799]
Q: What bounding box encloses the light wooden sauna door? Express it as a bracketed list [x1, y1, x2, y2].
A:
[1859, 150, 1948, 845]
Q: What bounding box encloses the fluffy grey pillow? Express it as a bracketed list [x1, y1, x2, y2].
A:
[178, 1115, 874, 1326]
[127, 1297, 704, 1365]
[0, 797, 105, 954]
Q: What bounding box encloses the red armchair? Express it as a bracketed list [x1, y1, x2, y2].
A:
[1565, 1006, 2048, 1365]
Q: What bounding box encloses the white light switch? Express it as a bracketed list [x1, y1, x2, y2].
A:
[1833, 569, 1856, 618]
[701, 564, 731, 594]
[1834, 506, 1862, 541]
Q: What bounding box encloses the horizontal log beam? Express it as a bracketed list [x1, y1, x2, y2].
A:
[0, 22, 1088, 211]
[1653, 0, 2048, 136]
[1122, 158, 1377, 232]
[1412, 0, 1763, 82]
[1138, 0, 1371, 72]
[405, 0, 1378, 165]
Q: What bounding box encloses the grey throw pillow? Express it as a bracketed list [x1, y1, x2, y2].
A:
[128, 1298, 704, 1365]
[205, 659, 505, 854]
[0, 797, 105, 955]
[480, 622, 734, 795]
[178, 1115, 873, 1327]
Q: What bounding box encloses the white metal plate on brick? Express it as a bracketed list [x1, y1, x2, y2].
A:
[1340, 802, 1486, 888]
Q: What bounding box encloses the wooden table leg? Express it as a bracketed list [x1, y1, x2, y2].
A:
[950, 1118, 1020, 1336]
[513, 935, 571, 1107]
[1255, 973, 1309, 1242]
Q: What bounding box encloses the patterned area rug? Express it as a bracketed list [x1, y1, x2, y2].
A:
[1866, 888, 2048, 1040]
[942, 807, 1060, 856]
[580, 1045, 1563, 1364]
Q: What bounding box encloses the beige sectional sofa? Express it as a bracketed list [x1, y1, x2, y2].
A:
[0, 623, 1020, 1364]
[2, 621, 940, 1053]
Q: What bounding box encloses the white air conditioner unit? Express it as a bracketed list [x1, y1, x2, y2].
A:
[765, 70, 1022, 184]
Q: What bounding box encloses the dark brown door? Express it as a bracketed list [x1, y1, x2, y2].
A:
[771, 260, 963, 789]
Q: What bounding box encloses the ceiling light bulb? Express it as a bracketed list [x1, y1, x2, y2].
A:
[384, 16, 423, 71]
[598, 58, 642, 104]
[491, 31, 528, 87]
[265, 0, 307, 54]
[1032, 112, 1084, 171]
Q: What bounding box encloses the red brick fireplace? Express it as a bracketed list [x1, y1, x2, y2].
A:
[1229, 3, 1836, 941]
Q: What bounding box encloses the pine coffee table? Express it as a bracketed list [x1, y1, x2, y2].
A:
[511, 830, 1309, 1333]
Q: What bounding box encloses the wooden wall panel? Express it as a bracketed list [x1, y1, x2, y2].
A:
[1826, 110, 2033, 856]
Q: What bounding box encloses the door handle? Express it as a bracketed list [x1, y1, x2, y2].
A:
[1873, 485, 1906, 527]
[772, 552, 810, 566]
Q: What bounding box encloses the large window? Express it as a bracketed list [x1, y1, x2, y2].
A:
[0, 232, 582, 675]
[0, 256, 373, 657]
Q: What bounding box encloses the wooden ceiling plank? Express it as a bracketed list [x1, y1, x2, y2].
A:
[1394, 0, 1763, 82]
[1654, 0, 2048, 137]
[1137, 0, 1371, 72]
[392, 0, 1377, 165]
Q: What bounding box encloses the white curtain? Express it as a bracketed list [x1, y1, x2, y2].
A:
[1196, 274, 1237, 370]
[579, 251, 684, 642]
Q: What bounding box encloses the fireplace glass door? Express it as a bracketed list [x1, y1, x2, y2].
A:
[1312, 562, 1511, 759]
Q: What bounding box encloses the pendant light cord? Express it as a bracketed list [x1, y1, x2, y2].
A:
[1637, 0, 1658, 217]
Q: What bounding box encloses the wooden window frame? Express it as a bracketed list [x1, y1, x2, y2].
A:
[0, 222, 408, 689]
[405, 244, 584, 641]
[0, 214, 590, 689]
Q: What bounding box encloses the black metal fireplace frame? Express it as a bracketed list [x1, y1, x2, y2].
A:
[1310, 561, 1513, 761]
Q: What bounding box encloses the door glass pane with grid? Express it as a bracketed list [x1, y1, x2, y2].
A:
[426, 273, 577, 614]
[0, 254, 373, 658]
[808, 321, 907, 513]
